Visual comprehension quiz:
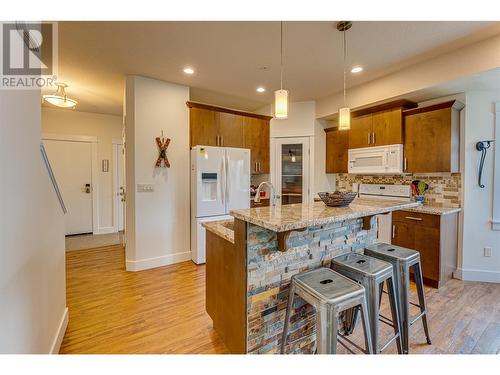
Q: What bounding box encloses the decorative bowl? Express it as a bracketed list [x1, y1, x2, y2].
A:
[317, 191, 357, 207]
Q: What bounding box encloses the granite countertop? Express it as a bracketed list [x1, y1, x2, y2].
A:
[230, 198, 419, 233]
[401, 205, 461, 216]
[202, 219, 235, 244]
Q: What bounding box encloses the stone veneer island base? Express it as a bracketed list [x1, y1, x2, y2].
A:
[203, 198, 419, 354]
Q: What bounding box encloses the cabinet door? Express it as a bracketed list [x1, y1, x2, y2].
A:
[372, 108, 403, 146]
[349, 114, 372, 149]
[325, 128, 348, 173]
[414, 226, 441, 282]
[218, 112, 244, 148]
[243, 117, 269, 174]
[190, 107, 218, 147]
[392, 221, 415, 249]
[404, 108, 453, 173]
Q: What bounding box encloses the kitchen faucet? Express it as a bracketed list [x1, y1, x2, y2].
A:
[254, 181, 280, 206]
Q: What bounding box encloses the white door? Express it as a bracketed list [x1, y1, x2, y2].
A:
[191, 146, 226, 218]
[43, 139, 93, 235]
[225, 147, 250, 212]
[115, 144, 124, 231]
[273, 137, 311, 205]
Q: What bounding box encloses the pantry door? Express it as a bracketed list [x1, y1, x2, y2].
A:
[43, 136, 95, 235]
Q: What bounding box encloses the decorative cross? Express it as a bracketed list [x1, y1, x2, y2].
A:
[155, 135, 171, 168]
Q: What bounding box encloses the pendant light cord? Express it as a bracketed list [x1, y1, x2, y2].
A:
[343, 27, 347, 107]
[280, 21, 283, 91]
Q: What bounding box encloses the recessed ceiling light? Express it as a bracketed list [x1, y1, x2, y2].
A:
[256, 87, 266, 93]
[351, 66, 363, 73]
[183, 67, 194, 75]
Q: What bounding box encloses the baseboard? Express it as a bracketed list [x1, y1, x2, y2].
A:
[126, 251, 191, 272]
[454, 267, 500, 283]
[94, 226, 116, 235]
[49, 307, 68, 354]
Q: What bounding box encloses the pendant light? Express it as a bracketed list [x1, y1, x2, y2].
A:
[288, 149, 296, 162]
[42, 82, 78, 109]
[274, 21, 289, 119]
[337, 21, 352, 130]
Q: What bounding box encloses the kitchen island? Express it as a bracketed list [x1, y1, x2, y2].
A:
[203, 198, 419, 354]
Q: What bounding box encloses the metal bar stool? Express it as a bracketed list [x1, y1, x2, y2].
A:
[281, 267, 373, 354]
[331, 252, 403, 354]
[364, 243, 432, 354]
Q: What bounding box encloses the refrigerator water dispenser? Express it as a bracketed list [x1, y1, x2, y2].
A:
[201, 172, 218, 201]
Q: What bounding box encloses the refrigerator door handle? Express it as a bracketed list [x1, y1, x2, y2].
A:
[221, 154, 226, 207]
[225, 153, 230, 207]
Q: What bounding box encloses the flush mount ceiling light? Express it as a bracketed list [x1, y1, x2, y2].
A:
[256, 87, 266, 93]
[183, 67, 194, 75]
[337, 21, 352, 131]
[351, 66, 363, 73]
[42, 83, 77, 109]
[274, 21, 289, 120]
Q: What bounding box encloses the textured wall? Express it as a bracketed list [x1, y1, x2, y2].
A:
[336, 173, 462, 208]
[246, 218, 377, 354]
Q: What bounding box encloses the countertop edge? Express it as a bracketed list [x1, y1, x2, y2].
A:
[202, 220, 235, 244]
[401, 206, 462, 216]
[231, 201, 420, 232]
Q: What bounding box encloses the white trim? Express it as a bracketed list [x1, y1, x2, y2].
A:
[492, 102, 500, 230]
[454, 267, 500, 283]
[112, 137, 123, 145]
[126, 251, 192, 272]
[113, 143, 119, 233]
[42, 134, 100, 235]
[94, 226, 115, 235]
[49, 307, 68, 354]
[43, 133, 98, 143]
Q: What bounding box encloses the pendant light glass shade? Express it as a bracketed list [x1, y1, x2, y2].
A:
[274, 89, 289, 119]
[42, 83, 77, 109]
[338, 107, 350, 130]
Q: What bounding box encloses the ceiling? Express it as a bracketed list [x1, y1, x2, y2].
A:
[47, 21, 500, 116]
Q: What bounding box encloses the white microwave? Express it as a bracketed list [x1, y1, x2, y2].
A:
[348, 144, 404, 174]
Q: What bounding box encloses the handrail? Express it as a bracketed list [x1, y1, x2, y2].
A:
[40, 142, 67, 214]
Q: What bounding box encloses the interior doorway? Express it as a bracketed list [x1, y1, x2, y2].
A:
[43, 134, 98, 235]
[113, 139, 125, 233]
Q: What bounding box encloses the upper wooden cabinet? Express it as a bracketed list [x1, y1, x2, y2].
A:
[348, 100, 417, 149]
[325, 127, 349, 173]
[243, 117, 270, 174]
[187, 102, 271, 175]
[403, 100, 463, 173]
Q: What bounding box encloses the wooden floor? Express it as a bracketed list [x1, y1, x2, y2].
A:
[61, 245, 500, 354]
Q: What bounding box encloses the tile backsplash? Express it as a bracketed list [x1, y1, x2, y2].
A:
[336, 173, 462, 208]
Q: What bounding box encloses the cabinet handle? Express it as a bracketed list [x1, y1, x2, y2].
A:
[392, 224, 396, 239]
[258, 162, 261, 172]
[221, 136, 224, 146]
[405, 216, 423, 221]
[404, 157, 407, 171]
[216, 135, 219, 146]
[255, 162, 258, 172]
[372, 132, 376, 144]
[367, 133, 371, 145]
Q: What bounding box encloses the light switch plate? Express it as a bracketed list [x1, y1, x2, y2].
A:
[137, 183, 154, 193]
[484, 247, 492, 257]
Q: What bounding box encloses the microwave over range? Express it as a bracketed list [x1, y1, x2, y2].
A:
[348, 144, 404, 174]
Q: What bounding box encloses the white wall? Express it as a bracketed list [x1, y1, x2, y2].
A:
[124, 76, 190, 271]
[0, 90, 67, 353]
[459, 90, 500, 282]
[42, 108, 123, 234]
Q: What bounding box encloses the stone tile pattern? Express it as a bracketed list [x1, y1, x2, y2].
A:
[336, 173, 462, 208]
[246, 218, 377, 354]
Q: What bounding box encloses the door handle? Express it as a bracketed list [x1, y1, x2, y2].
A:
[84, 184, 91, 194]
[392, 224, 396, 239]
[405, 216, 423, 221]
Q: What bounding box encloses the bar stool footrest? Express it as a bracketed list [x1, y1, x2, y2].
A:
[337, 333, 369, 354]
[410, 310, 427, 326]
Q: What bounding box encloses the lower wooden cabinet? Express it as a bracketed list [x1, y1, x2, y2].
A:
[391, 210, 458, 288]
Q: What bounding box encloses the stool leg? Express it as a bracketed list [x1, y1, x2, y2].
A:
[359, 297, 374, 354]
[316, 304, 329, 354]
[413, 262, 432, 345]
[399, 264, 411, 354]
[327, 306, 339, 354]
[367, 279, 380, 354]
[387, 276, 403, 354]
[280, 284, 295, 354]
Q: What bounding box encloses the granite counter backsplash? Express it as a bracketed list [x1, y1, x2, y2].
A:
[336, 173, 462, 208]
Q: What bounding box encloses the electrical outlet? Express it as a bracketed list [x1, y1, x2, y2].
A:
[137, 183, 154, 193]
[484, 247, 492, 257]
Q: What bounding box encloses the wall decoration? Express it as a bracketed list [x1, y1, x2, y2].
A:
[155, 130, 171, 168]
